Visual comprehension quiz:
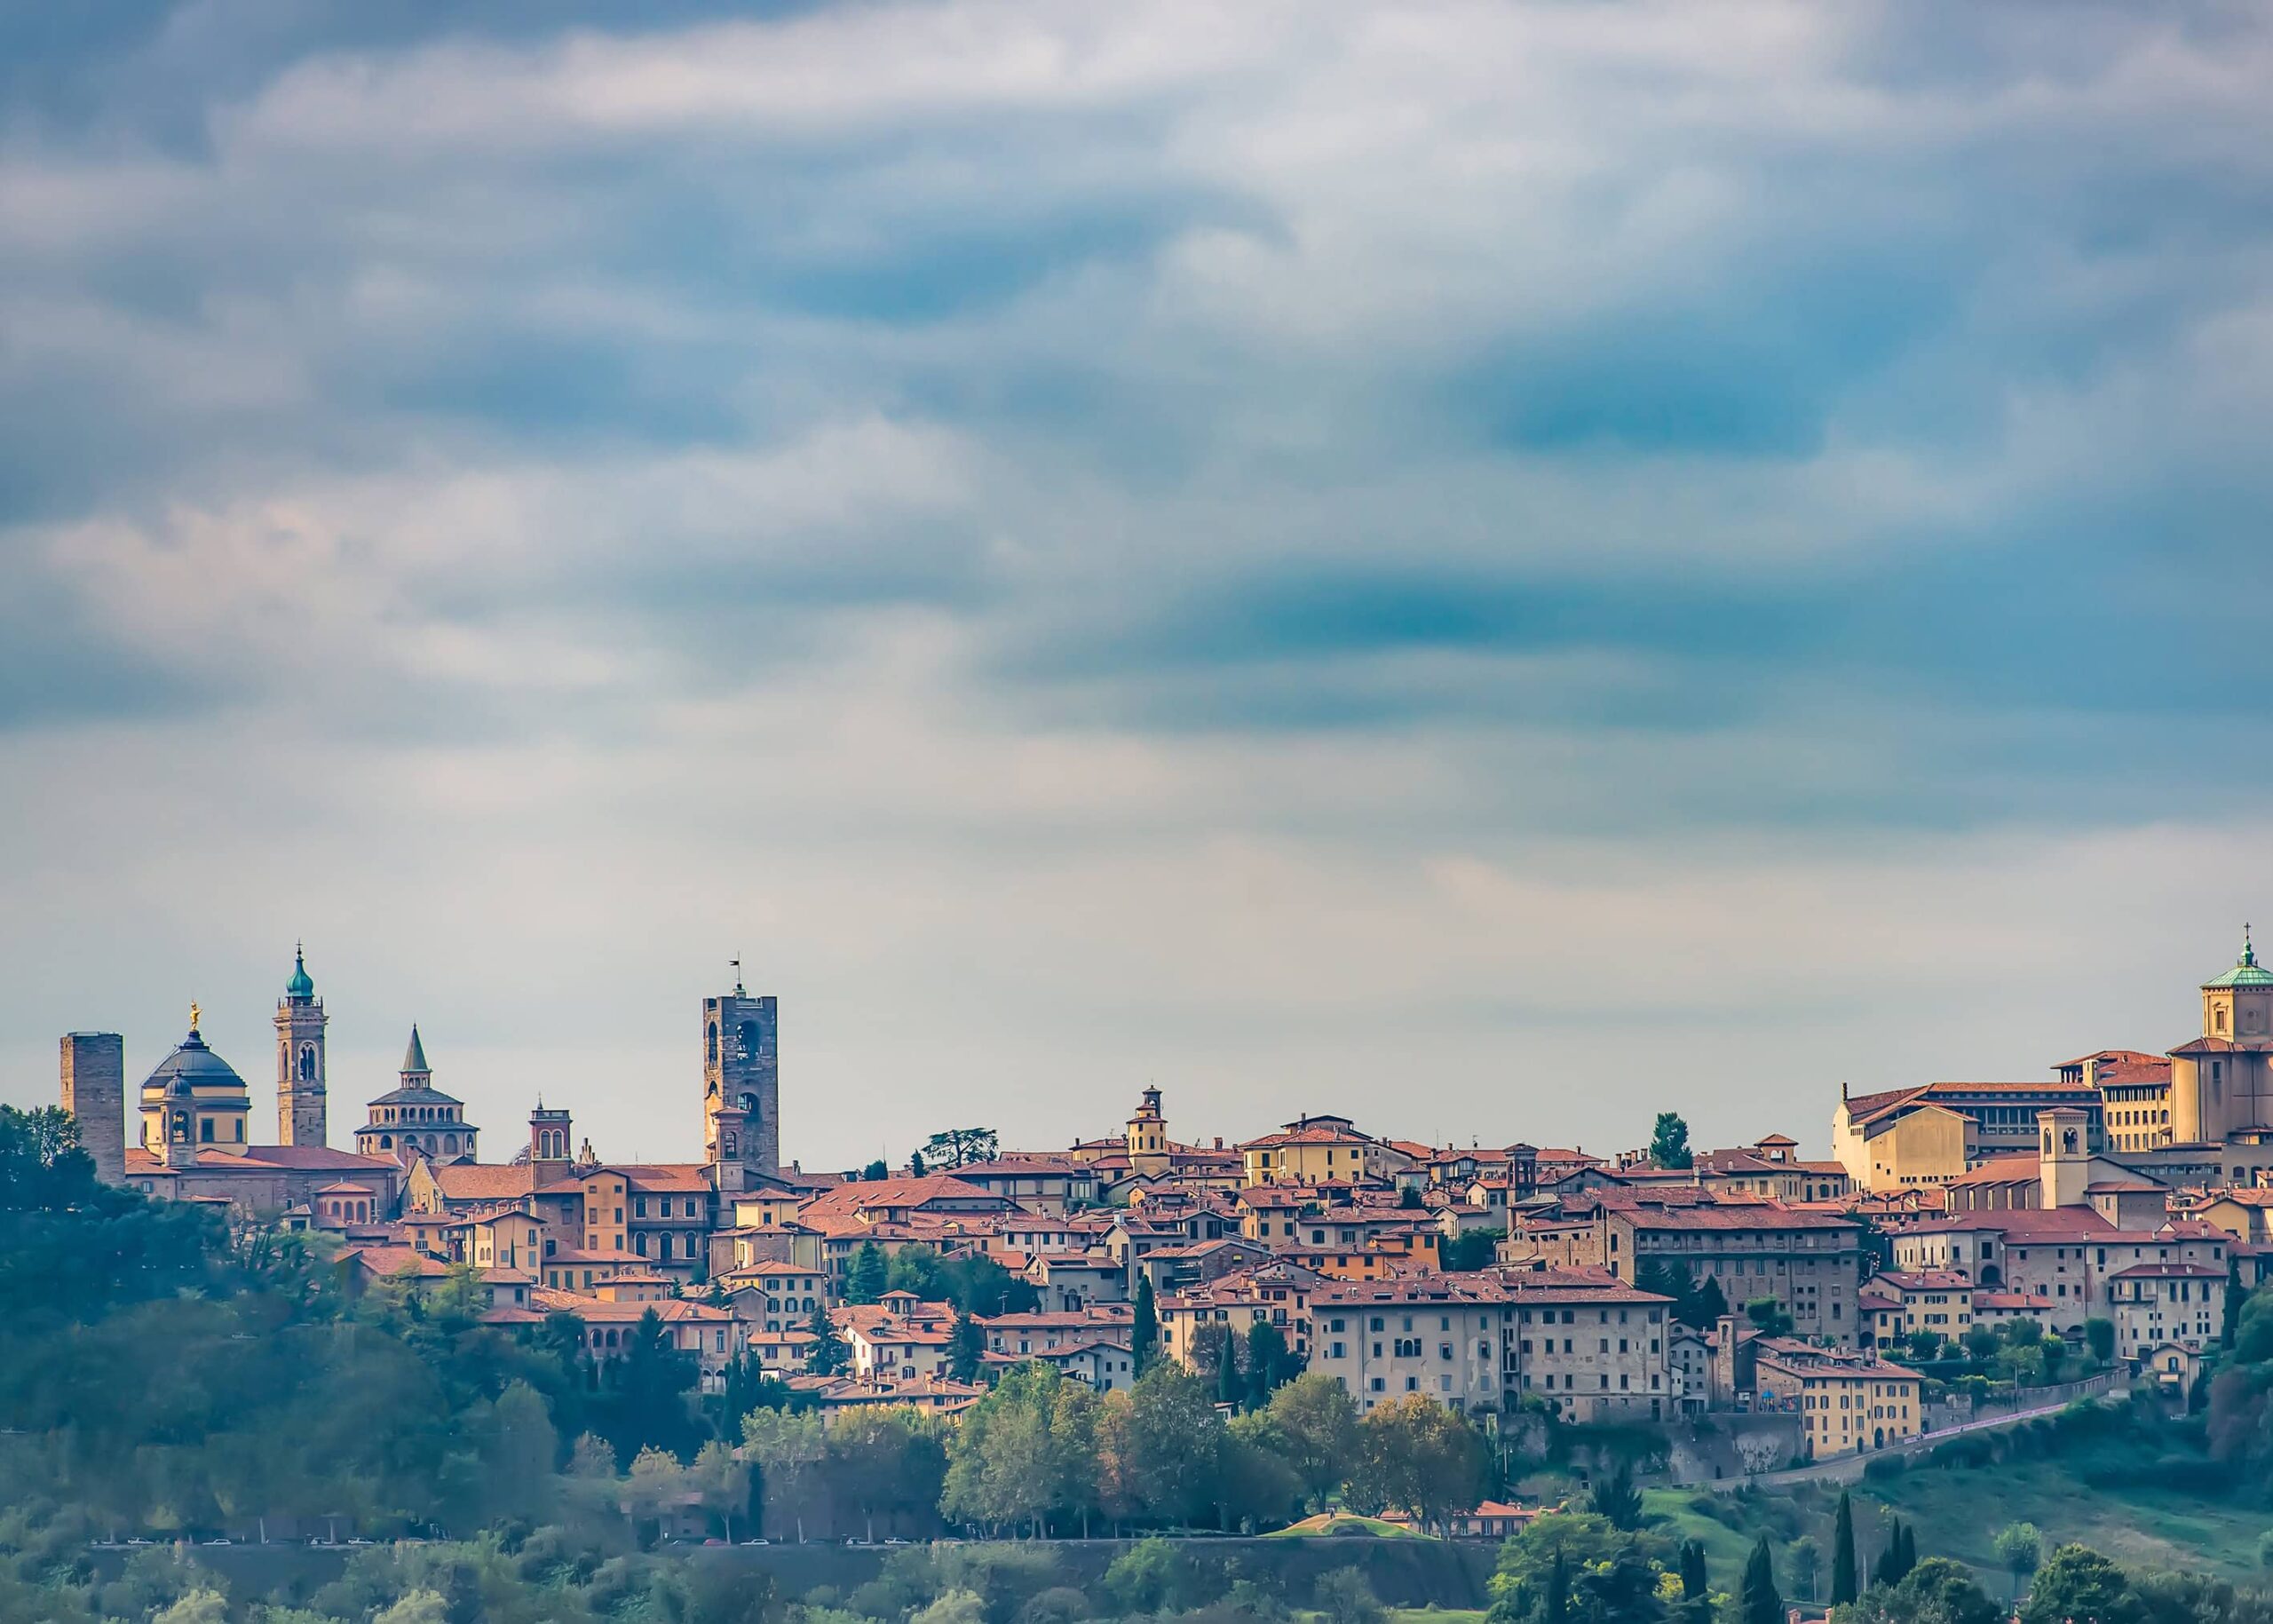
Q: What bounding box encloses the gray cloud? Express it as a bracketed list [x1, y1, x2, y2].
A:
[4, 0, 2273, 1163]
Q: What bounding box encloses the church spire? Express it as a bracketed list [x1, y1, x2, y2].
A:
[402, 1025, 431, 1078]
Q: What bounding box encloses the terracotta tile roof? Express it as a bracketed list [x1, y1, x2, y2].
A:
[1872, 1270, 1973, 1292]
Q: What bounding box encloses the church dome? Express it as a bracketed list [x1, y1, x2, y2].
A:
[141, 1026, 251, 1099]
[285, 946, 315, 1000]
[2204, 930, 2273, 989]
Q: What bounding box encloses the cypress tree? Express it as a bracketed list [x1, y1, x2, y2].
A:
[1680, 1539, 1710, 1598]
[1217, 1335, 1243, 1405]
[1831, 1490, 1858, 1604]
[1740, 1537, 1782, 1624]
[1132, 1273, 1159, 1373]
[1543, 1549, 1568, 1624]
[1897, 1523, 1917, 1580]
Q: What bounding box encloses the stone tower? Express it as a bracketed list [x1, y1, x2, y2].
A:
[2038, 1105, 2093, 1210]
[704, 970, 779, 1184]
[60, 1032, 126, 1184]
[2170, 929, 2273, 1144]
[530, 1105, 573, 1182]
[273, 944, 329, 1147]
[1126, 1087, 1170, 1176]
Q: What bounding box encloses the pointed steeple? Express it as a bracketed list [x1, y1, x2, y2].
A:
[402, 1025, 431, 1078]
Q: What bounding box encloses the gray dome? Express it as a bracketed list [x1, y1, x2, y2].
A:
[141, 1028, 249, 1098]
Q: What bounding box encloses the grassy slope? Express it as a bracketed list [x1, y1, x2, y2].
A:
[1635, 1411, 2264, 1594]
[1264, 1515, 1433, 1540]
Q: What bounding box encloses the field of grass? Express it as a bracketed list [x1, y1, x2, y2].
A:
[1635, 1406, 2267, 1594]
[1263, 1514, 1434, 1541]
[1388, 1609, 1486, 1624]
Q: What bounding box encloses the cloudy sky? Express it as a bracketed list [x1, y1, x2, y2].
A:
[4, 0, 2271, 1170]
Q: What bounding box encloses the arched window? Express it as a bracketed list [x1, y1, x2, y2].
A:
[444, 1135, 457, 1155]
[234, 1120, 244, 1142]
[298, 1045, 316, 1081]
[740, 1020, 760, 1060]
[708, 1023, 718, 1065]
[380, 1134, 392, 1150]
[739, 1092, 760, 1117]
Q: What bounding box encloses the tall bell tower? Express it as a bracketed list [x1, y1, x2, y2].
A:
[704, 962, 779, 1187]
[274, 944, 329, 1147]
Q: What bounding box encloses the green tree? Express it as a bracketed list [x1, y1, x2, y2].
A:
[1995, 1525, 2043, 1601]
[807, 1300, 850, 1376]
[862, 1159, 889, 1182]
[2083, 1319, 2116, 1366]
[1486, 1512, 1637, 1624]
[1542, 1551, 1568, 1624]
[887, 1242, 947, 1300]
[154, 1594, 233, 1624]
[948, 1308, 986, 1383]
[1121, 1362, 1226, 1527]
[1678, 1540, 1709, 1600]
[1740, 1537, 1782, 1624]
[1832, 1491, 1859, 1605]
[1841, 1559, 2000, 1624]
[1246, 1319, 1294, 1407]
[625, 1445, 690, 1542]
[1315, 1568, 1388, 1624]
[1351, 1395, 1487, 1533]
[941, 1362, 1095, 1536]
[1746, 1296, 1794, 1338]
[1103, 1537, 1186, 1613]
[846, 1242, 889, 1305]
[923, 1129, 1000, 1168]
[2019, 1546, 2139, 1624]
[597, 1307, 701, 1467]
[485, 1379, 558, 1521]
[829, 1406, 947, 1541]
[909, 1149, 927, 1177]
[1786, 1535, 1822, 1604]
[1691, 1275, 1730, 1328]
[1266, 1373, 1358, 1509]
[1131, 1274, 1159, 1374]
[741, 1406, 828, 1543]
[1587, 1466, 1642, 1532]
[1216, 1335, 1244, 1406]
[691, 1438, 750, 1543]
[1650, 1113, 1694, 1170]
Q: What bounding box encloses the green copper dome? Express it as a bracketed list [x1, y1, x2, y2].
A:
[285, 944, 315, 1000]
[2204, 929, 2273, 988]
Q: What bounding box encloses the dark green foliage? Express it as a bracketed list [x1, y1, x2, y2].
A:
[1746, 1296, 1794, 1338]
[1543, 1550, 1568, 1624]
[1132, 1273, 1159, 1373]
[1832, 1489, 1859, 1604]
[1843, 1558, 2000, 1624]
[1588, 1466, 1642, 1531]
[862, 1159, 890, 1182]
[1442, 1231, 1503, 1271]
[2019, 1544, 2141, 1624]
[1740, 1537, 1782, 1624]
[1650, 1113, 1694, 1170]
[949, 1308, 986, 1383]
[1678, 1539, 1708, 1598]
[1399, 1186, 1423, 1208]
[807, 1298, 851, 1375]
[846, 1241, 889, 1304]
[1246, 1319, 1295, 1407]
[1218, 1335, 1245, 1405]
